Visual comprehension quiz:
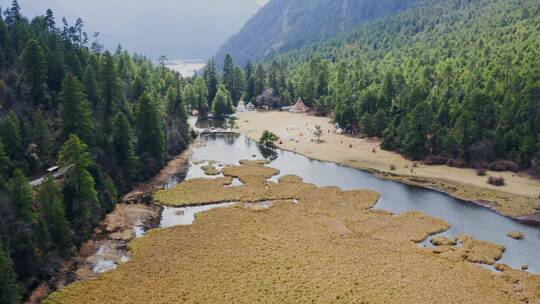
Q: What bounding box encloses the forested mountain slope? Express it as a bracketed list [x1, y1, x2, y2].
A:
[214, 0, 418, 67]
[0, 2, 190, 302]
[252, 0, 540, 173]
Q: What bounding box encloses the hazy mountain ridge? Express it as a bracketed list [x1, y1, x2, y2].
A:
[214, 0, 418, 67]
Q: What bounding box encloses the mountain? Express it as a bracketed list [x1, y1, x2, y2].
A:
[214, 0, 418, 67]
[266, 0, 540, 171]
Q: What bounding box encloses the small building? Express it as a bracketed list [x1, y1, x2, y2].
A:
[289, 98, 310, 113]
[236, 100, 247, 112]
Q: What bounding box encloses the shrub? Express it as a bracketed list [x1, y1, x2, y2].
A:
[476, 168, 487, 176]
[488, 160, 519, 172]
[424, 155, 448, 165]
[447, 158, 467, 168]
[488, 176, 505, 186]
[260, 130, 279, 147]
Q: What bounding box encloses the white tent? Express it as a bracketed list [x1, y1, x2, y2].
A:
[236, 100, 247, 112]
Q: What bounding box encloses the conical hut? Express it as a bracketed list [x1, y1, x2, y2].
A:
[289, 98, 310, 113]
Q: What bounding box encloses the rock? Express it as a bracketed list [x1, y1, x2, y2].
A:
[507, 231, 524, 240]
[109, 229, 136, 241]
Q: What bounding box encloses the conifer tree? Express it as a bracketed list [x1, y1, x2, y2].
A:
[59, 74, 94, 144]
[194, 77, 209, 117]
[30, 110, 53, 166]
[0, 142, 12, 182]
[0, 240, 21, 304]
[7, 171, 40, 281]
[21, 39, 48, 106]
[212, 85, 234, 118]
[37, 178, 73, 258]
[135, 92, 165, 172]
[253, 64, 266, 100]
[82, 64, 99, 109]
[245, 61, 255, 103]
[101, 51, 122, 119]
[204, 59, 218, 108]
[59, 135, 100, 243]
[7, 169, 33, 223]
[223, 54, 234, 96]
[0, 112, 23, 162]
[112, 112, 138, 187]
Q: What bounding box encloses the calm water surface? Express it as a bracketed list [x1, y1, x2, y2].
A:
[189, 133, 540, 273]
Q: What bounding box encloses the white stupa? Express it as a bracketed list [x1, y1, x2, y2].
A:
[236, 100, 247, 112]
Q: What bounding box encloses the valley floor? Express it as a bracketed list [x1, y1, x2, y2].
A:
[237, 111, 540, 221]
[44, 162, 540, 303]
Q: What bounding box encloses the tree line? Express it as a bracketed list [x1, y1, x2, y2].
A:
[184, 53, 297, 118]
[0, 2, 189, 302]
[280, 0, 539, 174]
[197, 0, 540, 176]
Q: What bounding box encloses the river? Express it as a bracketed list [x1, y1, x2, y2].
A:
[185, 132, 540, 273]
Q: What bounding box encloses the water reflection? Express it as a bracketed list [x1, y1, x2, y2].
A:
[190, 133, 540, 273]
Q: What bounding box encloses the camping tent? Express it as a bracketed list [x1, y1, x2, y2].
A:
[236, 100, 247, 112]
[289, 98, 309, 113]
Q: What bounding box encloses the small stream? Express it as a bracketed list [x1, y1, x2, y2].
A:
[188, 132, 540, 273]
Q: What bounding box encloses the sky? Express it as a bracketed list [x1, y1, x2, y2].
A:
[0, 0, 268, 60]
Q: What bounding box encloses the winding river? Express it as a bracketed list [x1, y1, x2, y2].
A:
[184, 132, 540, 274]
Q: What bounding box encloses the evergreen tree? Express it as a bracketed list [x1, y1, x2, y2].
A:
[404, 101, 434, 159]
[204, 59, 218, 108]
[253, 64, 266, 99]
[245, 61, 255, 103]
[231, 66, 246, 105]
[37, 178, 73, 258]
[7, 169, 33, 223]
[135, 92, 165, 172]
[82, 64, 100, 109]
[30, 110, 53, 167]
[221, 55, 245, 105]
[212, 85, 234, 118]
[0, 240, 21, 304]
[101, 51, 122, 119]
[0, 112, 23, 162]
[194, 77, 209, 117]
[112, 112, 138, 187]
[183, 83, 197, 111]
[131, 75, 147, 102]
[7, 171, 40, 281]
[59, 74, 94, 143]
[222, 54, 234, 95]
[21, 39, 48, 106]
[0, 142, 12, 182]
[59, 135, 100, 243]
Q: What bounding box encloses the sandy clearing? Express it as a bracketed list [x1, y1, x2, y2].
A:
[237, 111, 540, 218]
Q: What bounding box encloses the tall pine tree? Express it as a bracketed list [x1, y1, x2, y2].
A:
[204, 59, 218, 109]
[59, 74, 94, 144]
[112, 112, 138, 189]
[21, 39, 48, 106]
[36, 178, 73, 258]
[0, 239, 21, 304]
[135, 92, 165, 175]
[59, 135, 100, 243]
